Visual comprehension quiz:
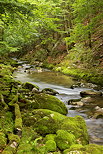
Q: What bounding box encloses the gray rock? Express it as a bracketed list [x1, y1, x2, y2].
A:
[41, 88, 59, 95]
[80, 90, 102, 97]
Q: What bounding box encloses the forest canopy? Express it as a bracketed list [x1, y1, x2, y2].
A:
[0, 0, 103, 63]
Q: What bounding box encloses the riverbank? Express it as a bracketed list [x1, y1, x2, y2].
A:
[0, 59, 103, 153]
[20, 50, 103, 88]
[43, 60, 103, 88]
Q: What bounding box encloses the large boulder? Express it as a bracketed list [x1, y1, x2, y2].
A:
[23, 109, 89, 145]
[21, 93, 68, 115]
[80, 90, 102, 97]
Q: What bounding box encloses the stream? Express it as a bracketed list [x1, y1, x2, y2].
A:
[13, 60, 103, 145]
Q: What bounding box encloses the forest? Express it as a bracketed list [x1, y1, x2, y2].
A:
[0, 0, 103, 84]
[0, 0, 103, 153]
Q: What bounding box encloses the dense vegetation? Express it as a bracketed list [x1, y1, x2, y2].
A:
[0, 0, 103, 63]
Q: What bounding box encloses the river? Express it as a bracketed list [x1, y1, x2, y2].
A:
[13, 61, 103, 145]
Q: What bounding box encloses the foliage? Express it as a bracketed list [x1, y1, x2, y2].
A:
[0, 0, 103, 68]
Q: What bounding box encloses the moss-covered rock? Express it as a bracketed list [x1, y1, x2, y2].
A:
[15, 103, 22, 130]
[41, 88, 59, 95]
[45, 140, 57, 152]
[23, 109, 89, 145]
[0, 132, 7, 149]
[28, 93, 68, 115]
[55, 130, 76, 150]
[19, 92, 68, 115]
[61, 116, 89, 145]
[22, 82, 39, 91]
[63, 144, 103, 154]
[44, 134, 56, 142]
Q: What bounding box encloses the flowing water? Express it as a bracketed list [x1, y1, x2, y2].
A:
[13, 61, 103, 145]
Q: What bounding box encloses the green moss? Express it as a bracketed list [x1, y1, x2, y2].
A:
[2, 134, 20, 154]
[43, 62, 55, 69]
[45, 140, 57, 152]
[0, 111, 14, 134]
[2, 146, 15, 154]
[0, 132, 7, 149]
[54, 63, 103, 87]
[55, 130, 76, 150]
[8, 133, 20, 143]
[9, 95, 18, 106]
[15, 118, 22, 130]
[30, 93, 68, 115]
[14, 104, 22, 129]
[63, 144, 103, 154]
[84, 144, 103, 154]
[23, 109, 88, 145]
[17, 127, 42, 154]
[22, 82, 39, 91]
[44, 134, 56, 142]
[61, 115, 89, 145]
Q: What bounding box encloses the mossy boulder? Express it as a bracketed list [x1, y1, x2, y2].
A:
[63, 144, 103, 154]
[41, 88, 59, 95]
[22, 93, 68, 115]
[61, 116, 89, 145]
[55, 130, 76, 150]
[44, 134, 56, 142]
[22, 82, 39, 91]
[45, 140, 57, 152]
[23, 109, 89, 144]
[0, 132, 7, 149]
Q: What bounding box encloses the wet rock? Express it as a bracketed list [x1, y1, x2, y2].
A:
[41, 88, 59, 95]
[32, 87, 40, 93]
[93, 106, 103, 119]
[68, 98, 81, 104]
[35, 67, 43, 72]
[69, 101, 84, 107]
[81, 97, 93, 103]
[93, 113, 103, 119]
[80, 90, 102, 97]
[70, 84, 79, 89]
[69, 106, 78, 110]
[22, 82, 39, 91]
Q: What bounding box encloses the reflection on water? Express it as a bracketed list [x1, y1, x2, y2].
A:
[13, 63, 103, 145]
